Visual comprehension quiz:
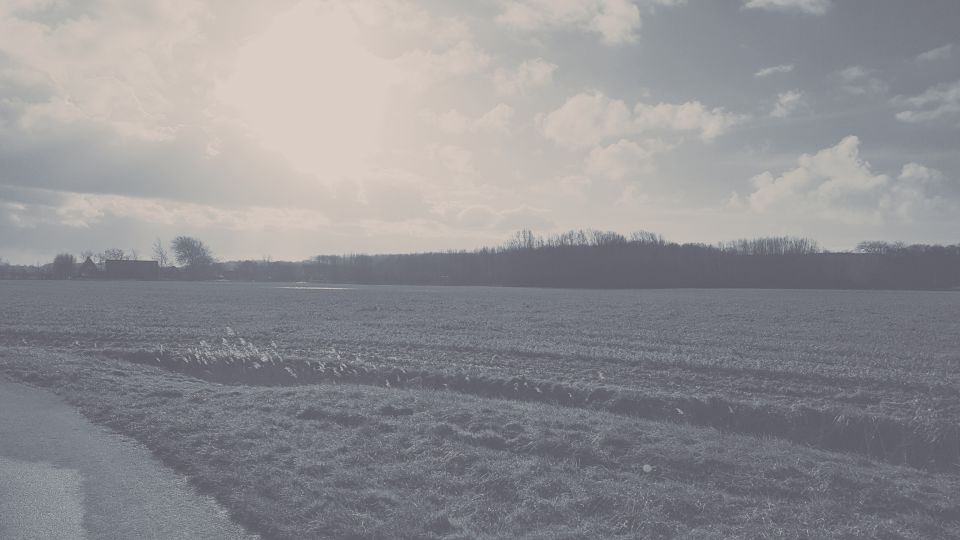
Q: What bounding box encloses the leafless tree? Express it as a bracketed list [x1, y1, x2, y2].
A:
[99, 248, 128, 262]
[152, 238, 169, 267]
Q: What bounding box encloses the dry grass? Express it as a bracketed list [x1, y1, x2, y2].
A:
[2, 348, 959, 539]
[80, 333, 959, 470]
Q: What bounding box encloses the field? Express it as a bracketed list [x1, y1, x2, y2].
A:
[2, 280, 960, 538]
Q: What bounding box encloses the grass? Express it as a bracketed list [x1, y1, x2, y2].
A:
[2, 347, 960, 539]
[96, 335, 960, 470]
[1, 281, 959, 537]
[2, 281, 958, 422]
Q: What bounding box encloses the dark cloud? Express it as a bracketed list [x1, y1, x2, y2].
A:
[0, 122, 327, 208]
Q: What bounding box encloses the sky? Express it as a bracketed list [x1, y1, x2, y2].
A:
[1, 0, 958, 263]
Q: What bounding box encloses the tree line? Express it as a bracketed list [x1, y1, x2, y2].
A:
[2, 230, 958, 289]
[297, 231, 959, 290]
[207, 230, 960, 290]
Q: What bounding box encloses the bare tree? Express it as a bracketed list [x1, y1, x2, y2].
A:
[856, 241, 907, 255]
[152, 238, 169, 267]
[630, 231, 665, 245]
[507, 229, 539, 251]
[99, 248, 128, 262]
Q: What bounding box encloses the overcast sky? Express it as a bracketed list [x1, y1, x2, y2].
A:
[1, 0, 958, 263]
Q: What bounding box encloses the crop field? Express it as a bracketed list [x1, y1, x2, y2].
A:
[3, 281, 959, 420]
[2, 280, 960, 538]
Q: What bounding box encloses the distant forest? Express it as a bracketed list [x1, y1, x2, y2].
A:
[223, 230, 960, 290]
[3, 230, 959, 290]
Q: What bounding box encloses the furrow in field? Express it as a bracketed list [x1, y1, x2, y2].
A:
[88, 347, 960, 472]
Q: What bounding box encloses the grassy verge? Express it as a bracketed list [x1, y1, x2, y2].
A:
[2, 347, 959, 539]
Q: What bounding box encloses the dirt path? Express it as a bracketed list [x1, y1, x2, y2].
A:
[0, 378, 258, 540]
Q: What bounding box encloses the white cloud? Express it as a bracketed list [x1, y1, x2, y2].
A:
[587, 0, 642, 45]
[540, 91, 744, 149]
[742, 0, 832, 15]
[496, 0, 682, 45]
[455, 204, 552, 230]
[894, 80, 960, 124]
[0, 0, 213, 140]
[539, 92, 633, 149]
[883, 163, 948, 221]
[393, 40, 491, 93]
[754, 64, 794, 78]
[422, 104, 515, 135]
[633, 101, 745, 140]
[770, 90, 805, 118]
[585, 138, 670, 180]
[915, 43, 953, 63]
[740, 136, 952, 224]
[838, 65, 888, 97]
[347, 0, 473, 48]
[556, 175, 594, 196]
[425, 144, 475, 175]
[474, 104, 516, 132]
[493, 58, 557, 96]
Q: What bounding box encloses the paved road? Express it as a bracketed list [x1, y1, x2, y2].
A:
[0, 379, 259, 539]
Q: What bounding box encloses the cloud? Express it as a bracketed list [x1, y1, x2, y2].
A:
[0, 119, 327, 208]
[422, 104, 515, 135]
[0, 187, 331, 232]
[496, 0, 682, 45]
[539, 92, 633, 149]
[837, 65, 888, 97]
[633, 101, 745, 140]
[556, 175, 594, 196]
[455, 204, 553, 230]
[742, 0, 831, 15]
[0, 1, 496, 198]
[883, 163, 949, 221]
[0, 0, 218, 141]
[393, 40, 491, 92]
[353, 169, 438, 222]
[493, 58, 557, 96]
[540, 91, 744, 149]
[585, 139, 670, 180]
[894, 80, 960, 124]
[754, 64, 794, 78]
[2, 0, 956, 261]
[348, 0, 473, 48]
[738, 136, 953, 224]
[587, 0, 642, 45]
[425, 144, 476, 175]
[770, 90, 806, 118]
[915, 43, 953, 63]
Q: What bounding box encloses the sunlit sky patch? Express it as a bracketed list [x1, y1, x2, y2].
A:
[1, 0, 958, 263]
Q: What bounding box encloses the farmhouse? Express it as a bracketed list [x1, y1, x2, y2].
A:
[78, 257, 99, 278]
[104, 260, 160, 280]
